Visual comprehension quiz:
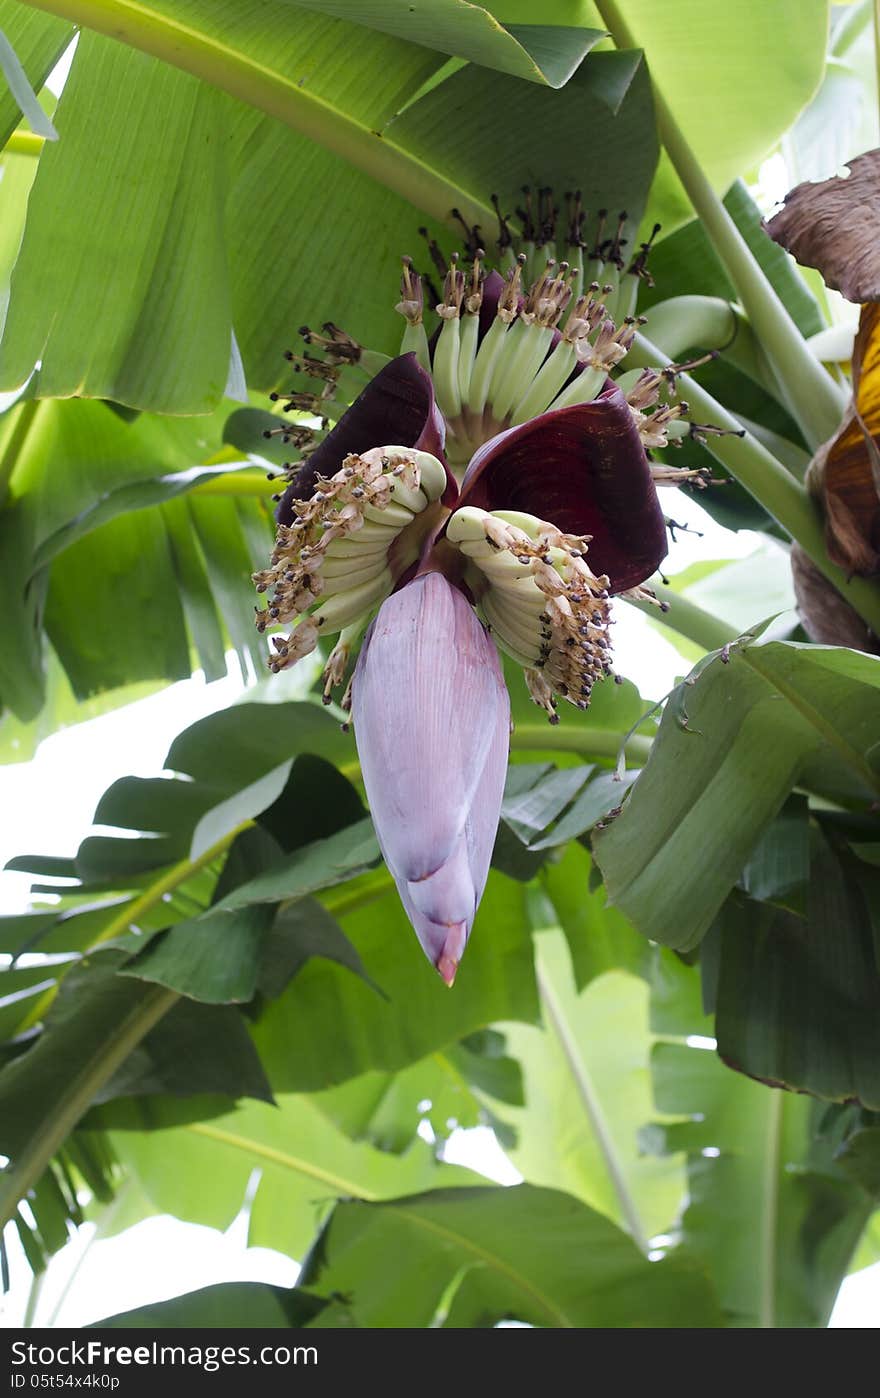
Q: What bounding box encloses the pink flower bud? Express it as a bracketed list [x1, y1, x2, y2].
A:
[351, 572, 510, 985]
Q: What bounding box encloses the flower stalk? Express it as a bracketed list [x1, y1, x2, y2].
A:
[592, 0, 848, 452]
[631, 331, 880, 638]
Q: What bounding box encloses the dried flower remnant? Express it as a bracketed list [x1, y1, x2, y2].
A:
[254, 445, 449, 672]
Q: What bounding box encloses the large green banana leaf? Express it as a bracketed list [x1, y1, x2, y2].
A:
[0, 6, 656, 410]
[594, 638, 880, 951]
[298, 1183, 722, 1326]
[490, 932, 685, 1244]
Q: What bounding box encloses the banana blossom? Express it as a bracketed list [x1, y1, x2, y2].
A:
[254, 244, 702, 980]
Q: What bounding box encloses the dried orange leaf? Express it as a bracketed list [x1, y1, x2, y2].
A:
[807, 303, 880, 575]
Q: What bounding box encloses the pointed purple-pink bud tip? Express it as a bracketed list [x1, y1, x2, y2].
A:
[351, 572, 510, 984]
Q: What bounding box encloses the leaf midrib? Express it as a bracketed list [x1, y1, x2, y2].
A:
[741, 646, 880, 798]
[759, 1088, 783, 1329]
[185, 1119, 383, 1202]
[381, 1199, 573, 1327]
[0, 982, 178, 1232]
[535, 957, 649, 1253]
[188, 1123, 572, 1323]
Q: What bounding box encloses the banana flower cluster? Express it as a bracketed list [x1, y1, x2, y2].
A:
[253, 202, 705, 981]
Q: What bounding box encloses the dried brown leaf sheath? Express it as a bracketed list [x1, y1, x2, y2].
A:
[764, 148, 880, 303]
